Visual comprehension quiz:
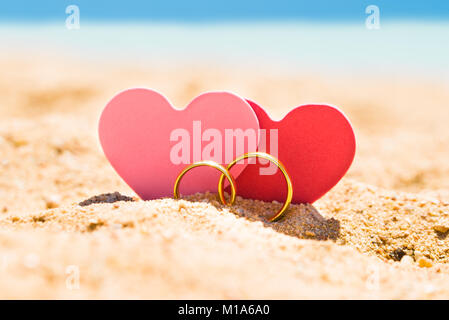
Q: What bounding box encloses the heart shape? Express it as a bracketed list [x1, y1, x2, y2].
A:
[231, 100, 356, 204]
[99, 88, 259, 200]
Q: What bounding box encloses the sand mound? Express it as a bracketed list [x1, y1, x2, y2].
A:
[0, 191, 448, 299]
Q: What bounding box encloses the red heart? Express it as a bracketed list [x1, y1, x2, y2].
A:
[231, 100, 356, 204]
[99, 88, 259, 200]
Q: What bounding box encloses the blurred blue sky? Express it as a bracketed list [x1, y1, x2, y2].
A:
[0, 0, 448, 22]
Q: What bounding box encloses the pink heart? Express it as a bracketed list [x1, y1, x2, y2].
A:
[231, 100, 356, 204]
[99, 88, 259, 200]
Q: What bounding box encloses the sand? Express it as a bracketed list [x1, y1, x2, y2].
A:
[0, 54, 449, 299]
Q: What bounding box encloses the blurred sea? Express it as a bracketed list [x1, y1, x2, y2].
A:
[0, 21, 448, 79]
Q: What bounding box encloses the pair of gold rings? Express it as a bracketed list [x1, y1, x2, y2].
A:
[173, 152, 293, 222]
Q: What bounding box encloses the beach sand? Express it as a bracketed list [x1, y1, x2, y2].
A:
[0, 55, 448, 298]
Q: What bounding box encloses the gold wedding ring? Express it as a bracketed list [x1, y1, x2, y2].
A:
[173, 160, 236, 205]
[218, 152, 293, 222]
[173, 153, 293, 222]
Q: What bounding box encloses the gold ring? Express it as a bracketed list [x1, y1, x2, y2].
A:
[174, 160, 237, 205]
[218, 152, 293, 222]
